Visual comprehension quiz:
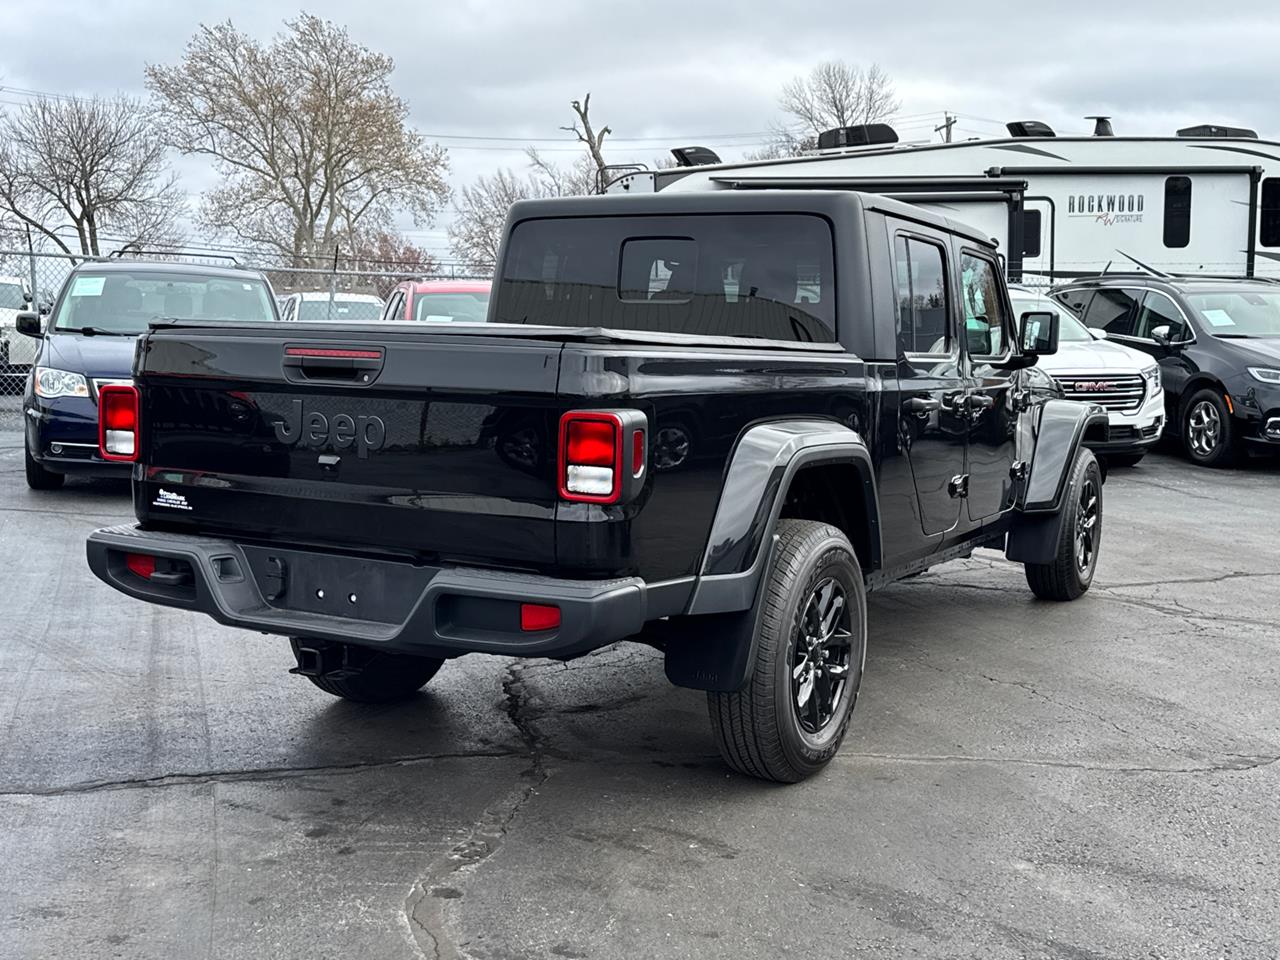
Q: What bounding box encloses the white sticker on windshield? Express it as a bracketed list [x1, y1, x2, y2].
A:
[70, 276, 105, 297]
[424, 314, 454, 323]
[1202, 309, 1235, 327]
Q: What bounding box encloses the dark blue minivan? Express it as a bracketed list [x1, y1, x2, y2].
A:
[18, 261, 279, 489]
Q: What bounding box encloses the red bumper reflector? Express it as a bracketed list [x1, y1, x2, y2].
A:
[520, 603, 561, 632]
[126, 553, 156, 579]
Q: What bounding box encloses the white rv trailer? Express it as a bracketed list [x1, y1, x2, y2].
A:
[606, 122, 1280, 284]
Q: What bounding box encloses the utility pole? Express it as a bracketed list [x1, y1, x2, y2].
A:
[935, 112, 956, 143]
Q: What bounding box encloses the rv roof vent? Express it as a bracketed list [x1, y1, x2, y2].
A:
[1177, 124, 1258, 139]
[670, 146, 722, 167]
[1085, 116, 1115, 137]
[817, 123, 898, 151]
[1006, 120, 1056, 138]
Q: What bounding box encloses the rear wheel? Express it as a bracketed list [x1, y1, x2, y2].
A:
[24, 438, 64, 490]
[708, 519, 867, 783]
[1182, 388, 1240, 467]
[290, 639, 444, 703]
[1024, 447, 1101, 601]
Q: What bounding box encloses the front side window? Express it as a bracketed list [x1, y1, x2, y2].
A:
[959, 253, 1009, 357]
[53, 271, 277, 335]
[1261, 178, 1280, 248]
[494, 214, 836, 343]
[1081, 288, 1140, 337]
[893, 235, 949, 355]
[1135, 292, 1190, 341]
[1164, 176, 1192, 248]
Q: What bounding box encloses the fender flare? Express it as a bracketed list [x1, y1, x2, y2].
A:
[1006, 399, 1107, 566]
[662, 420, 878, 693]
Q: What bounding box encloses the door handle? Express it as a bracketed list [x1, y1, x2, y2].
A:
[902, 396, 941, 415]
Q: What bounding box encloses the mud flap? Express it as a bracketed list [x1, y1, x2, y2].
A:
[1004, 510, 1066, 565]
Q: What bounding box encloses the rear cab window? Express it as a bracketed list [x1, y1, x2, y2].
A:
[493, 214, 836, 343]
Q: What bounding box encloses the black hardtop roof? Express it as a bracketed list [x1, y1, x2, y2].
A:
[71, 260, 271, 282]
[505, 189, 996, 248]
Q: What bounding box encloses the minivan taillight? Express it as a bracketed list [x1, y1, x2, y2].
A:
[557, 410, 648, 504]
[99, 384, 140, 462]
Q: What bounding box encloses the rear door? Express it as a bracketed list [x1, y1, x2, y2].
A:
[958, 248, 1019, 523]
[889, 224, 968, 536]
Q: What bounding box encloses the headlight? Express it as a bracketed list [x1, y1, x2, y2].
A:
[1141, 365, 1162, 388]
[34, 367, 90, 399]
[1248, 367, 1280, 385]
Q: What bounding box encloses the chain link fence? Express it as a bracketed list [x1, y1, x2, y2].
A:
[0, 248, 491, 433]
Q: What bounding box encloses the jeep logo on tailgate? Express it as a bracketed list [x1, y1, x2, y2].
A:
[273, 399, 386, 459]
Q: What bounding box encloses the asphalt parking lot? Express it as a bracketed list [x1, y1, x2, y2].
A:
[1, 429, 1277, 960]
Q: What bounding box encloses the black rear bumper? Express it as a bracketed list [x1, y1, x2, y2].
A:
[86, 524, 661, 659]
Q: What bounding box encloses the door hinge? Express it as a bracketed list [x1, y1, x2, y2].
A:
[948, 474, 970, 499]
[1010, 460, 1029, 482]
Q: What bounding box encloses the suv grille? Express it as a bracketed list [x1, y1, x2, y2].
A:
[1058, 374, 1146, 412]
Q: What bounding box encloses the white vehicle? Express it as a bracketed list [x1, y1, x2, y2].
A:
[1010, 287, 1165, 465]
[278, 291, 384, 323]
[0, 274, 38, 372]
[610, 119, 1280, 285]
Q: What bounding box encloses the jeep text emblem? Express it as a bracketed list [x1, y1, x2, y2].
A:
[273, 399, 386, 459]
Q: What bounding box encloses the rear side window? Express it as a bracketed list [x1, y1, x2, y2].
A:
[1261, 178, 1280, 248]
[1163, 176, 1192, 248]
[495, 214, 835, 342]
[893, 235, 950, 354]
[1081, 288, 1140, 336]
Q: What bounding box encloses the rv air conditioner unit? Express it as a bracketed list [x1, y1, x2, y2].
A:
[1006, 120, 1056, 138]
[1085, 116, 1115, 137]
[670, 146, 722, 167]
[1176, 124, 1258, 139]
[817, 123, 898, 151]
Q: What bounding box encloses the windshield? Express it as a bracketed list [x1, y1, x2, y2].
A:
[53, 271, 276, 334]
[1185, 288, 1280, 337]
[413, 292, 490, 323]
[296, 297, 383, 322]
[494, 214, 836, 342]
[0, 282, 25, 310]
[1011, 296, 1093, 342]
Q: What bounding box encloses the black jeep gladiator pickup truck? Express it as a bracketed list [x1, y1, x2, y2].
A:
[87, 191, 1107, 782]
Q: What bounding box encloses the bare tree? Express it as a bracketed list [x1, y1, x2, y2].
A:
[448, 148, 596, 271]
[0, 95, 184, 256]
[146, 14, 449, 265]
[753, 61, 900, 159]
[561, 93, 611, 185]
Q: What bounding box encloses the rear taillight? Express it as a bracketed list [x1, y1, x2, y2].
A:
[558, 410, 648, 504]
[99, 384, 139, 462]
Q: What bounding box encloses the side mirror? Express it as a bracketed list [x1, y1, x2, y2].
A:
[1091, 328, 1108, 340]
[15, 311, 42, 338]
[1150, 324, 1172, 347]
[1019, 310, 1059, 357]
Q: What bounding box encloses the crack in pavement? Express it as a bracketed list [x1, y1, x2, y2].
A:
[0, 750, 520, 798]
[404, 660, 552, 960]
[838, 751, 1280, 775]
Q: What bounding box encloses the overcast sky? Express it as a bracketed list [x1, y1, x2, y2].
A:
[3, 0, 1277, 260]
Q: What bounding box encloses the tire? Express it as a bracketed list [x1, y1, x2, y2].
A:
[1181, 388, 1240, 468]
[290, 639, 444, 703]
[1024, 446, 1102, 601]
[708, 519, 867, 783]
[1104, 453, 1145, 468]
[24, 439, 64, 490]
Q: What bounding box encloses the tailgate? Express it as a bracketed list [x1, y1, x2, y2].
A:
[135, 325, 563, 568]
